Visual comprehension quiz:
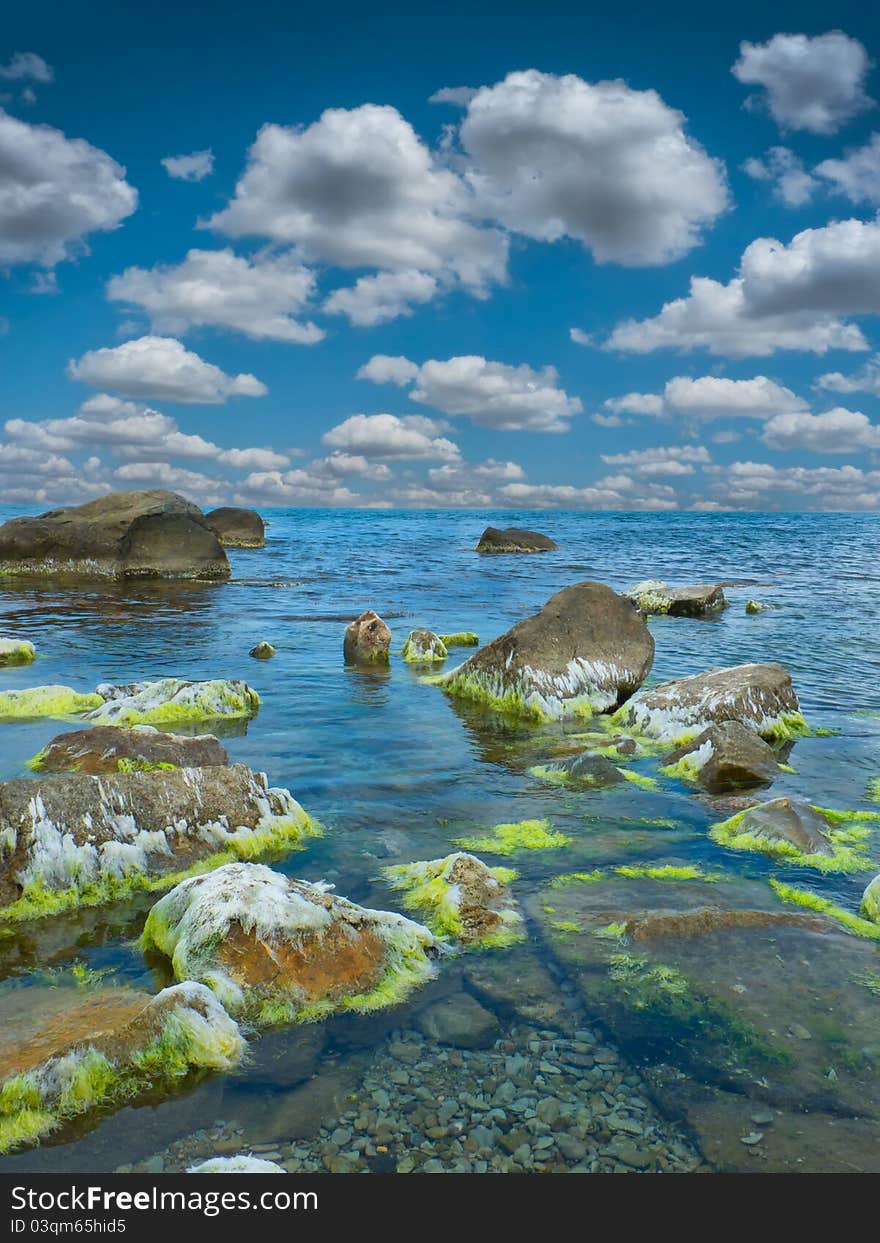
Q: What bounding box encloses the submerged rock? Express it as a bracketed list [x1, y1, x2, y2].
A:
[189, 1155, 284, 1174]
[0, 490, 230, 581]
[862, 875, 880, 924]
[626, 581, 727, 617]
[343, 611, 391, 665]
[745, 599, 768, 614]
[0, 764, 317, 921]
[616, 662, 803, 745]
[141, 862, 439, 1026]
[0, 981, 243, 1154]
[440, 632, 479, 648]
[249, 642, 276, 660]
[204, 507, 265, 549]
[29, 725, 229, 775]
[0, 686, 102, 720]
[662, 722, 779, 793]
[437, 581, 654, 720]
[86, 678, 260, 727]
[415, 993, 499, 1048]
[401, 630, 448, 663]
[533, 752, 626, 788]
[0, 639, 35, 666]
[476, 526, 558, 553]
[709, 798, 872, 872]
[383, 851, 523, 947]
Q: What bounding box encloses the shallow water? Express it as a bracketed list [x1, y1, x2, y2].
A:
[0, 507, 879, 1173]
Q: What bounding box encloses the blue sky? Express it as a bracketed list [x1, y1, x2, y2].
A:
[3, 0, 880, 510]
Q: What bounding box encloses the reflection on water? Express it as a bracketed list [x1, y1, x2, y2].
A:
[0, 507, 879, 1173]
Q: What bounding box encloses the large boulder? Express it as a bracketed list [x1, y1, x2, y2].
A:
[204, 507, 265, 549]
[0, 491, 230, 581]
[476, 526, 557, 553]
[343, 611, 391, 665]
[29, 725, 229, 775]
[0, 639, 35, 666]
[141, 862, 439, 1026]
[662, 722, 779, 793]
[383, 851, 522, 946]
[616, 663, 803, 745]
[438, 581, 654, 719]
[85, 678, 260, 727]
[0, 981, 243, 1155]
[626, 581, 727, 617]
[0, 764, 317, 921]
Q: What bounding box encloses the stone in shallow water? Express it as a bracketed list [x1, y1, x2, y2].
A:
[708, 797, 873, 872]
[249, 642, 276, 660]
[141, 862, 438, 1026]
[401, 630, 448, 663]
[86, 678, 260, 727]
[626, 581, 727, 617]
[0, 639, 35, 666]
[415, 993, 499, 1048]
[343, 611, 391, 665]
[662, 721, 779, 793]
[536, 752, 626, 787]
[475, 526, 558, 553]
[189, 1155, 283, 1173]
[437, 581, 654, 721]
[0, 686, 103, 720]
[29, 725, 229, 774]
[382, 851, 522, 946]
[204, 507, 265, 549]
[0, 981, 244, 1154]
[0, 764, 316, 921]
[861, 874, 880, 924]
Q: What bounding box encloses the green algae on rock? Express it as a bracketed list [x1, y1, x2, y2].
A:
[710, 798, 876, 874]
[453, 818, 572, 856]
[401, 630, 448, 663]
[660, 721, 779, 793]
[0, 764, 319, 923]
[439, 632, 479, 648]
[435, 581, 654, 722]
[141, 863, 439, 1028]
[769, 879, 880, 941]
[85, 678, 260, 727]
[0, 686, 103, 721]
[0, 981, 243, 1154]
[0, 639, 35, 667]
[382, 852, 523, 948]
[745, 599, 768, 614]
[860, 874, 880, 924]
[28, 724, 229, 775]
[625, 581, 727, 617]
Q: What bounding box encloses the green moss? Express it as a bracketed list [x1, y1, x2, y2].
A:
[0, 686, 103, 721]
[436, 672, 550, 722]
[856, 972, 880, 998]
[709, 806, 875, 875]
[549, 919, 582, 936]
[777, 763, 797, 774]
[0, 1109, 55, 1152]
[453, 818, 572, 856]
[381, 854, 522, 946]
[549, 870, 606, 888]
[769, 879, 880, 941]
[401, 632, 448, 663]
[593, 922, 628, 941]
[619, 769, 660, 791]
[116, 758, 178, 773]
[439, 633, 479, 647]
[613, 863, 722, 882]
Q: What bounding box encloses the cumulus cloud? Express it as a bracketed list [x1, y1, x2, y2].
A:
[67, 336, 267, 404]
[708, 460, 880, 510]
[498, 478, 678, 510]
[817, 354, 880, 396]
[0, 52, 53, 83]
[161, 149, 214, 182]
[607, 216, 880, 356]
[322, 413, 460, 461]
[600, 445, 711, 477]
[107, 248, 323, 344]
[742, 147, 817, 206]
[357, 353, 582, 432]
[605, 375, 808, 420]
[815, 133, 880, 204]
[429, 86, 478, 106]
[112, 460, 227, 504]
[732, 31, 874, 134]
[234, 469, 360, 507]
[455, 69, 728, 266]
[0, 109, 136, 267]
[323, 270, 438, 326]
[761, 406, 880, 452]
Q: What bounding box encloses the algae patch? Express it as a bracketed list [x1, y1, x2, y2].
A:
[452, 819, 572, 856]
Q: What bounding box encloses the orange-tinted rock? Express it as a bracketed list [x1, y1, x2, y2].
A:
[31, 725, 229, 775]
[343, 610, 391, 664]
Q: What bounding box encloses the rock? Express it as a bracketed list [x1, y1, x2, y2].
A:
[0, 981, 243, 1154]
[85, 678, 260, 727]
[401, 630, 448, 663]
[0, 639, 35, 666]
[249, 642, 276, 660]
[415, 993, 499, 1048]
[0, 764, 317, 921]
[189, 1156, 284, 1173]
[0, 686, 103, 720]
[440, 633, 479, 648]
[626, 581, 727, 617]
[475, 527, 558, 554]
[383, 851, 522, 946]
[204, 507, 265, 549]
[616, 663, 802, 745]
[536, 752, 626, 787]
[862, 875, 880, 923]
[235, 1025, 327, 1090]
[662, 722, 779, 793]
[343, 611, 391, 665]
[0, 491, 230, 580]
[711, 797, 836, 859]
[29, 725, 229, 774]
[141, 862, 438, 1025]
[437, 581, 654, 720]
[745, 600, 768, 614]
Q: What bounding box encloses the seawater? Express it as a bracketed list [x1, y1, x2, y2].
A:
[0, 508, 879, 1173]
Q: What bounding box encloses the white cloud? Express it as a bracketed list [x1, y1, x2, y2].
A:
[456, 68, 728, 266]
[607, 216, 880, 356]
[569, 328, 593, 346]
[107, 248, 323, 344]
[234, 469, 360, 507]
[817, 355, 880, 396]
[323, 270, 438, 326]
[0, 109, 136, 267]
[357, 353, 582, 432]
[0, 52, 53, 83]
[761, 406, 880, 452]
[815, 133, 880, 204]
[322, 413, 460, 461]
[208, 103, 507, 299]
[605, 375, 807, 420]
[743, 147, 817, 206]
[600, 445, 711, 477]
[67, 336, 267, 404]
[732, 31, 874, 134]
[161, 149, 214, 182]
[498, 478, 678, 510]
[708, 460, 880, 510]
[429, 86, 478, 106]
